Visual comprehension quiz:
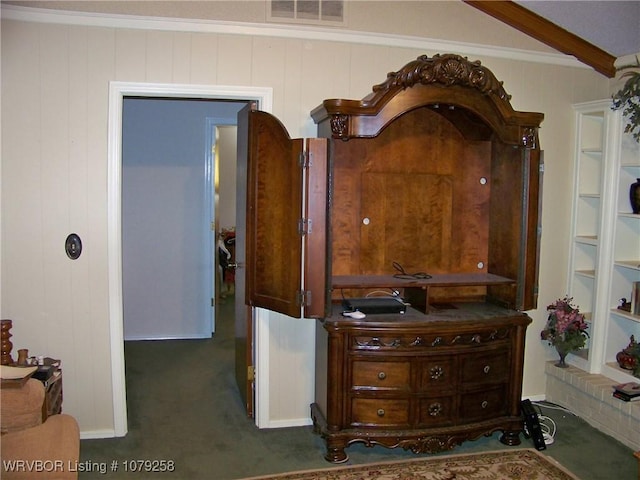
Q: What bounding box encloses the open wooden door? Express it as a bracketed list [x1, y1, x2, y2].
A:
[235, 103, 254, 416]
[244, 108, 304, 316]
[235, 104, 328, 416]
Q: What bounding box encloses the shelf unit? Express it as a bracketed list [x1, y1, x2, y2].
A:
[567, 100, 640, 384]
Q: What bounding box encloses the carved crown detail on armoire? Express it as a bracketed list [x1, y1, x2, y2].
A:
[238, 54, 544, 463]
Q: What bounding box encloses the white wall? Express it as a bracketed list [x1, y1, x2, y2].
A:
[1, 5, 610, 436]
[217, 125, 238, 232]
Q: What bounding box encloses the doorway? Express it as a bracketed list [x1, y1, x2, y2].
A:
[122, 98, 244, 340]
[210, 122, 239, 330]
[107, 82, 273, 436]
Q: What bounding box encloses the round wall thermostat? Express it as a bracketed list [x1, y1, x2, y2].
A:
[65, 233, 82, 260]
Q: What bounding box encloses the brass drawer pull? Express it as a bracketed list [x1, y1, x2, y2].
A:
[377, 408, 385, 417]
[481, 400, 488, 409]
[430, 366, 444, 380]
[428, 402, 443, 416]
[378, 371, 386, 380]
[483, 365, 491, 374]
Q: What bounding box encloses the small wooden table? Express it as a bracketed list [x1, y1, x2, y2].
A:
[43, 369, 63, 420]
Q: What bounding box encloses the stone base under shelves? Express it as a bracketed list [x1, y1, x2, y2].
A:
[545, 361, 640, 451]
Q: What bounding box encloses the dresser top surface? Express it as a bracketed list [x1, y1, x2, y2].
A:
[326, 302, 531, 329]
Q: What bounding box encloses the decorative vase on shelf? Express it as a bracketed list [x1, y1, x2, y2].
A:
[555, 344, 570, 368]
[616, 335, 639, 371]
[631, 178, 640, 214]
[16, 348, 28, 366]
[616, 349, 638, 370]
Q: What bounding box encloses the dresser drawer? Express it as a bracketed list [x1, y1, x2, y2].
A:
[351, 360, 410, 391]
[350, 398, 410, 427]
[418, 357, 456, 391]
[460, 350, 509, 386]
[459, 386, 508, 421]
[418, 396, 455, 427]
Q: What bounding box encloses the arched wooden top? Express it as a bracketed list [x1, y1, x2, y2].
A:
[311, 54, 544, 146]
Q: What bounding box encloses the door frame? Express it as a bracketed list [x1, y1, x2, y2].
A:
[107, 82, 273, 436]
[206, 118, 239, 334]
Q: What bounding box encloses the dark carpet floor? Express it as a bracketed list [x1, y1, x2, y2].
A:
[79, 297, 637, 479]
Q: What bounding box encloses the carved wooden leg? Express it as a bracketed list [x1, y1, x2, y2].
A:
[499, 430, 522, 446]
[324, 438, 349, 463]
[1, 319, 14, 365]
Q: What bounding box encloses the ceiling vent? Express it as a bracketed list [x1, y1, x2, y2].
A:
[268, 1, 346, 26]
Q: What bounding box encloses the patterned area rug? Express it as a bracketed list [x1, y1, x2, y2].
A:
[243, 449, 579, 480]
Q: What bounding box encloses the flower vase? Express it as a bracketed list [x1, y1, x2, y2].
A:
[555, 345, 570, 368]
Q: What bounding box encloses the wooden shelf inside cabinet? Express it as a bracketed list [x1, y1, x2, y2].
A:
[332, 274, 516, 314]
[332, 273, 515, 290]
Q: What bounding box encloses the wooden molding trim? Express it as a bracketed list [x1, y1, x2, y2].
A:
[464, 1, 616, 77]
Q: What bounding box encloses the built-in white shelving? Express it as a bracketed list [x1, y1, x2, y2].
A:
[567, 100, 640, 385]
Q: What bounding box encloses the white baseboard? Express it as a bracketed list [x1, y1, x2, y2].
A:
[80, 429, 121, 440]
[123, 333, 212, 341]
[262, 417, 313, 429]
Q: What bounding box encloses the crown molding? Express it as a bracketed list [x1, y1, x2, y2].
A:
[1, 4, 586, 71]
[615, 53, 640, 70]
[464, 1, 616, 78]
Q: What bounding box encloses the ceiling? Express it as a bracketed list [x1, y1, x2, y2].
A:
[466, 1, 640, 77]
[518, 0, 640, 58]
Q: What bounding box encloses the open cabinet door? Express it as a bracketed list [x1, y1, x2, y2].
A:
[242, 107, 305, 316]
[303, 138, 329, 319]
[236, 104, 328, 415]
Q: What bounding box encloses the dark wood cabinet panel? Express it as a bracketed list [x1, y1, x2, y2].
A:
[239, 109, 329, 319]
[240, 107, 305, 318]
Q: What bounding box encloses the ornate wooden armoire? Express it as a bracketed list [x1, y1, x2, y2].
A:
[238, 54, 544, 463]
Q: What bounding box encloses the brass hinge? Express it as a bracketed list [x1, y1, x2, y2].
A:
[297, 290, 311, 307]
[299, 151, 310, 168]
[247, 365, 255, 382]
[298, 218, 312, 235]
